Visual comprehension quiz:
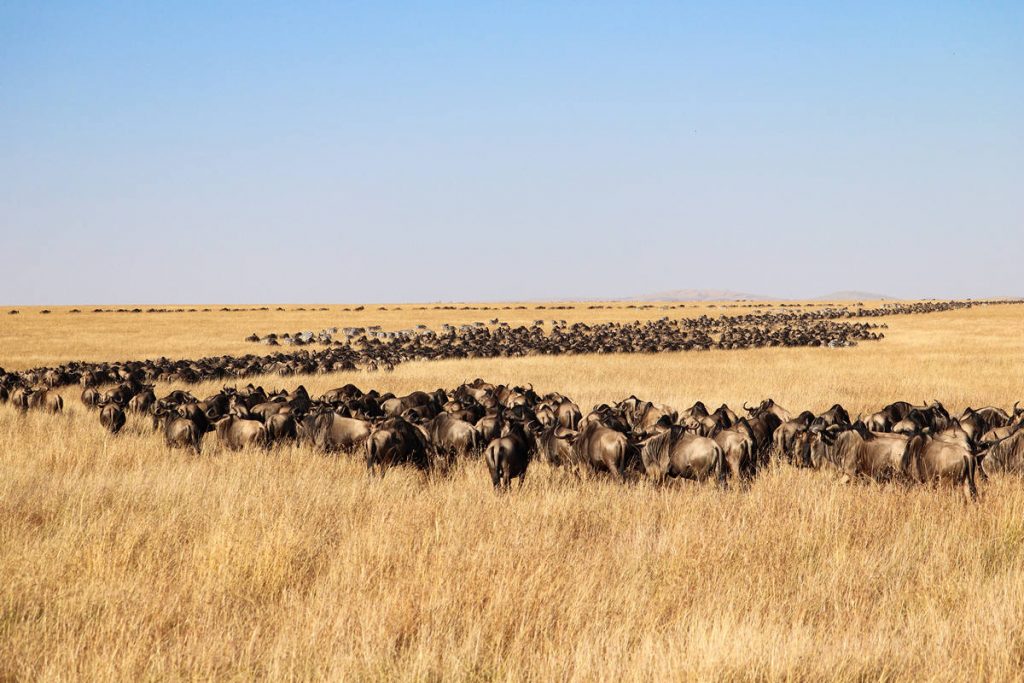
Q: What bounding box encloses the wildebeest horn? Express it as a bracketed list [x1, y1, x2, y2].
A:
[1015, 401, 1021, 414]
[743, 401, 752, 412]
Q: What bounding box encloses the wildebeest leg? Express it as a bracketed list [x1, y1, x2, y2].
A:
[964, 457, 979, 503]
[518, 471, 526, 489]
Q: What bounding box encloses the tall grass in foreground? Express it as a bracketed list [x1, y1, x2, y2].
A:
[2, 304, 1023, 680]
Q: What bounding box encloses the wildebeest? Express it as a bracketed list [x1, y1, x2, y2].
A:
[427, 412, 480, 463]
[569, 420, 632, 480]
[28, 389, 63, 414]
[99, 403, 126, 434]
[365, 417, 430, 476]
[640, 427, 725, 484]
[297, 412, 372, 453]
[714, 423, 754, 480]
[905, 433, 978, 501]
[805, 423, 910, 484]
[484, 421, 533, 490]
[215, 415, 270, 451]
[980, 429, 1024, 475]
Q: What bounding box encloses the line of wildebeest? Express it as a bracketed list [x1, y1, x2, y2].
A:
[4, 369, 1023, 501]
[1, 301, 1014, 393]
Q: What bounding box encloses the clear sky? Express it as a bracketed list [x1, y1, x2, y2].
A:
[2, 1, 1021, 304]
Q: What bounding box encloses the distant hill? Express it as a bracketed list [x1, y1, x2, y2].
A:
[814, 290, 896, 301]
[627, 289, 777, 302]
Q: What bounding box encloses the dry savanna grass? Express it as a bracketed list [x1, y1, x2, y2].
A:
[2, 302, 1024, 681]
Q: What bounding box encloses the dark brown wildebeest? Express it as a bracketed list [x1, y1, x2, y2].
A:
[905, 434, 978, 502]
[570, 420, 631, 481]
[484, 421, 533, 490]
[735, 413, 782, 468]
[215, 415, 270, 451]
[127, 387, 156, 414]
[266, 413, 297, 442]
[99, 403, 126, 434]
[772, 411, 815, 463]
[475, 412, 503, 443]
[640, 427, 725, 484]
[959, 406, 1011, 447]
[365, 417, 429, 476]
[297, 413, 372, 453]
[28, 389, 63, 413]
[805, 423, 910, 484]
[153, 409, 204, 454]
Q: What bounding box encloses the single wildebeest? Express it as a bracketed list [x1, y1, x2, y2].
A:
[980, 429, 1024, 475]
[535, 423, 577, 466]
[365, 417, 430, 476]
[297, 413, 371, 453]
[266, 413, 297, 442]
[714, 424, 755, 480]
[154, 411, 204, 454]
[127, 388, 156, 414]
[906, 434, 978, 502]
[805, 423, 910, 484]
[640, 427, 725, 484]
[215, 415, 270, 451]
[81, 387, 102, 409]
[570, 420, 631, 481]
[484, 421, 534, 490]
[99, 403, 126, 434]
[428, 412, 480, 463]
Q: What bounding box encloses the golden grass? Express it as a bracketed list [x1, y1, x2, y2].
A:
[2, 302, 1024, 681]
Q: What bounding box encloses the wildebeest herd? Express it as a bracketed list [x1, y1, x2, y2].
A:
[3, 301, 1016, 394]
[5, 371, 1023, 502]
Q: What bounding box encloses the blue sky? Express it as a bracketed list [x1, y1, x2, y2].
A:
[2, 1, 1021, 303]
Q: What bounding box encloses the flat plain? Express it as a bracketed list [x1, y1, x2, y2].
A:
[2, 301, 1023, 681]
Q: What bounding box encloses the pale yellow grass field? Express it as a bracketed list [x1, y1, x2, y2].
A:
[2, 302, 1023, 681]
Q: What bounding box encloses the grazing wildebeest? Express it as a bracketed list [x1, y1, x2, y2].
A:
[99, 403, 126, 434]
[484, 421, 533, 490]
[906, 434, 978, 502]
[365, 417, 430, 476]
[640, 427, 725, 484]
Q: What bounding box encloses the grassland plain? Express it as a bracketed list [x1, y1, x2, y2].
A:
[2, 302, 1023, 681]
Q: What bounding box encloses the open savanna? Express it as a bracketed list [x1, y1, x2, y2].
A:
[2, 302, 1023, 681]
